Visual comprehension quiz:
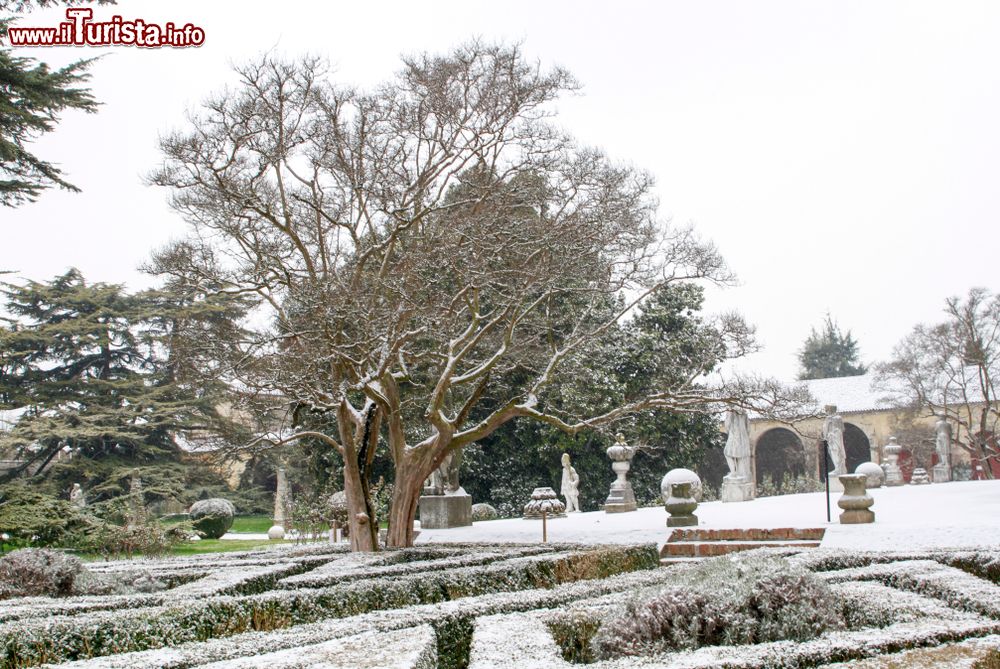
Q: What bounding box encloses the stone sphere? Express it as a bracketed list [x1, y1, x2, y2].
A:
[188, 498, 236, 539]
[471, 503, 499, 522]
[267, 524, 286, 540]
[661, 468, 703, 503]
[855, 461, 885, 488]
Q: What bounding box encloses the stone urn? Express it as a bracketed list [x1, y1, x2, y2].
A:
[882, 437, 904, 487]
[837, 474, 874, 524]
[603, 435, 637, 513]
[664, 481, 699, 527]
[523, 487, 567, 519]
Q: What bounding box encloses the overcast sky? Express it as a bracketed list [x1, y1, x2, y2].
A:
[3, 0, 999, 381]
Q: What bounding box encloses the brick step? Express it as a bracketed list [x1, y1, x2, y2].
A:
[660, 541, 821, 558]
[667, 527, 826, 543]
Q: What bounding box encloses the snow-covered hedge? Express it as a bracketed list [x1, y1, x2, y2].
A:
[42, 558, 674, 669]
[1, 543, 657, 668]
[468, 549, 1000, 669]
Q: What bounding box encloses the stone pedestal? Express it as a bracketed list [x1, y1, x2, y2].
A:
[910, 468, 930, 485]
[604, 483, 637, 513]
[721, 475, 754, 503]
[837, 474, 874, 524]
[418, 493, 472, 529]
[882, 437, 904, 487]
[933, 463, 951, 483]
[665, 481, 698, 527]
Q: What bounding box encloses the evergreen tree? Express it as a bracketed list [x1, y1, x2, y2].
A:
[0, 17, 99, 206]
[0, 269, 247, 505]
[797, 315, 867, 380]
[463, 284, 727, 514]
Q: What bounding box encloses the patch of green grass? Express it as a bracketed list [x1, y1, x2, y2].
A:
[169, 538, 279, 555]
[229, 515, 273, 533]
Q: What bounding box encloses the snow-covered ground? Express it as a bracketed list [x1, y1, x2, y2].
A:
[414, 479, 1000, 551]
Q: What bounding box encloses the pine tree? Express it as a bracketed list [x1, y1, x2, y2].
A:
[0, 269, 248, 503]
[0, 20, 98, 206]
[797, 315, 867, 380]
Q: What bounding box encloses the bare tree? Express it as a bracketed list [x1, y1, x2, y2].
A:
[150, 43, 807, 551]
[876, 287, 1000, 479]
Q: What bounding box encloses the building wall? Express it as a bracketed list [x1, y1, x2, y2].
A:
[747, 408, 973, 482]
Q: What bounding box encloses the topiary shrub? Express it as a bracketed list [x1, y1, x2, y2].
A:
[471, 503, 499, 522]
[0, 547, 83, 599]
[189, 498, 236, 539]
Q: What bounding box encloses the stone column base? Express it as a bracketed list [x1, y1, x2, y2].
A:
[721, 476, 754, 503]
[418, 493, 472, 529]
[840, 509, 875, 524]
[932, 463, 951, 483]
[604, 484, 637, 513]
[667, 514, 698, 527]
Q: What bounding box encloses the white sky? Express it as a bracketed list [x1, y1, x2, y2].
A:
[2, 0, 999, 381]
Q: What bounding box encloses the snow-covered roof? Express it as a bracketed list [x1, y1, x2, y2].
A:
[796, 372, 907, 414]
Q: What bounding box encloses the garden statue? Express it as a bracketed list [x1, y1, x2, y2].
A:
[425, 448, 464, 496]
[722, 410, 755, 502]
[419, 446, 472, 529]
[560, 452, 581, 513]
[933, 414, 952, 482]
[69, 483, 85, 508]
[823, 405, 847, 490]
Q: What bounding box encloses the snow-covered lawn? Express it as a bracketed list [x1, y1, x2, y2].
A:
[416, 479, 1000, 551]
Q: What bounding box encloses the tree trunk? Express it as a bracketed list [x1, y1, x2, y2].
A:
[386, 464, 425, 548]
[385, 438, 448, 548]
[343, 454, 377, 551]
[338, 401, 379, 552]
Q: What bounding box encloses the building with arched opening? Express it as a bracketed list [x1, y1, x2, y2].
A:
[747, 372, 981, 486]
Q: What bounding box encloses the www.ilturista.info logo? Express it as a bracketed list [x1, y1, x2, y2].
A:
[5, 8, 205, 48]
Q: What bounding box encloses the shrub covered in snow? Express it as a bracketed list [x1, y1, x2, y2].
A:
[548, 554, 844, 661]
[471, 503, 499, 522]
[0, 547, 83, 599]
[189, 499, 236, 539]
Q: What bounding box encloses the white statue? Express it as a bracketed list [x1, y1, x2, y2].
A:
[69, 483, 85, 508]
[560, 452, 580, 513]
[823, 405, 847, 476]
[723, 410, 753, 482]
[935, 415, 952, 467]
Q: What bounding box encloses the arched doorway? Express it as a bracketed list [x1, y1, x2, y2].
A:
[754, 428, 806, 487]
[843, 423, 871, 474]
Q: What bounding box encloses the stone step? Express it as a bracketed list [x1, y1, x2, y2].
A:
[659, 556, 706, 566]
[666, 527, 826, 543]
[660, 541, 822, 558]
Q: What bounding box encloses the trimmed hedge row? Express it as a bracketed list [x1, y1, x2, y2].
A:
[2, 544, 658, 668]
[49, 551, 671, 669]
